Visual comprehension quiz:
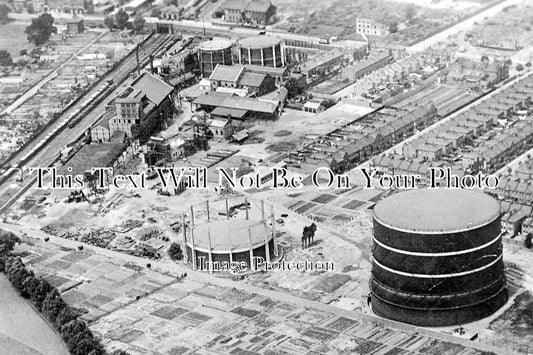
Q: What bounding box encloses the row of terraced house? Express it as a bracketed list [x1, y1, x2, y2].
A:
[286, 104, 438, 174]
[400, 74, 533, 171]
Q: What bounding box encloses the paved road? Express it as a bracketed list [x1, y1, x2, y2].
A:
[0, 221, 515, 355]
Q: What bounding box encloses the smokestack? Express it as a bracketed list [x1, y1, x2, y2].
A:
[136, 45, 140, 76]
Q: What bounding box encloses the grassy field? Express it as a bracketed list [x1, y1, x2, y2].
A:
[0, 274, 69, 355]
[0, 22, 31, 59]
[275, 0, 498, 44]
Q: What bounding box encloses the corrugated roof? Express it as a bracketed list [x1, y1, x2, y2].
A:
[211, 106, 247, 118]
[194, 93, 277, 114]
[210, 64, 244, 83]
[239, 72, 267, 87]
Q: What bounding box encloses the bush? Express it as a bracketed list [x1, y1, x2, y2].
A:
[516, 63, 525, 71]
[168, 242, 183, 261]
[0, 231, 21, 255]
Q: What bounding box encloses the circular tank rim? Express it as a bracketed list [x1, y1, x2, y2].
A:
[237, 36, 282, 49]
[189, 219, 271, 250]
[198, 39, 234, 51]
[373, 189, 501, 234]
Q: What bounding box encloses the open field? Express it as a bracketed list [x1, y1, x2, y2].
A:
[0, 274, 69, 355]
[0, 22, 30, 59]
[274, 0, 498, 44]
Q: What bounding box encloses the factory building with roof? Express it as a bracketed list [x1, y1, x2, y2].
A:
[208, 64, 276, 96]
[94, 71, 174, 142]
[371, 189, 507, 327]
[222, 0, 276, 26]
[193, 91, 284, 121]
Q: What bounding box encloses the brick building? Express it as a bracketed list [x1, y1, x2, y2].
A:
[222, 0, 276, 26]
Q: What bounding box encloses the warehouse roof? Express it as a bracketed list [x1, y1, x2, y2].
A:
[374, 189, 501, 233]
[239, 72, 268, 87]
[60, 143, 126, 177]
[210, 64, 244, 83]
[194, 93, 277, 114]
[130, 71, 173, 106]
[211, 106, 248, 118]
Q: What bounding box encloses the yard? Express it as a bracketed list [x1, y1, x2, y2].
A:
[0, 22, 31, 59]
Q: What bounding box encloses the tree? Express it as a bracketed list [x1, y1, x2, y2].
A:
[516, 63, 525, 71]
[0, 231, 20, 255]
[26, 2, 34, 14]
[132, 16, 145, 34]
[168, 242, 183, 261]
[55, 308, 76, 329]
[526, 61, 532, 67]
[213, 9, 224, 18]
[115, 9, 129, 30]
[321, 98, 337, 109]
[284, 77, 305, 98]
[405, 4, 416, 22]
[388, 21, 399, 34]
[25, 13, 57, 46]
[22, 275, 40, 300]
[525, 232, 532, 249]
[104, 15, 115, 30]
[0, 50, 12, 66]
[33, 279, 53, 310]
[0, 3, 10, 24]
[42, 289, 66, 323]
[481, 55, 489, 63]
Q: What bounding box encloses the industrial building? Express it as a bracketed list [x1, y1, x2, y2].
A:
[222, 0, 276, 26]
[371, 189, 507, 326]
[236, 36, 285, 68]
[208, 64, 276, 96]
[95, 71, 174, 142]
[198, 38, 234, 77]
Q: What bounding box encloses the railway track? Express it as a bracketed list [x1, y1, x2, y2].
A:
[0, 33, 182, 212]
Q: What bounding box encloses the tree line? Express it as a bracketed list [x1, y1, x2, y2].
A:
[0, 231, 129, 355]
